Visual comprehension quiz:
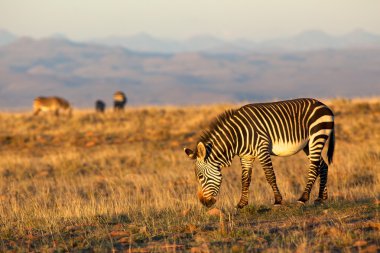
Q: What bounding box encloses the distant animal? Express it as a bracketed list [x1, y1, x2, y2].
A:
[185, 98, 335, 208]
[95, 100, 106, 113]
[33, 96, 72, 117]
[113, 91, 127, 112]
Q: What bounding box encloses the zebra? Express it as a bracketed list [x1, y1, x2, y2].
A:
[33, 96, 72, 117]
[184, 98, 335, 208]
[95, 100, 106, 113]
[113, 91, 127, 112]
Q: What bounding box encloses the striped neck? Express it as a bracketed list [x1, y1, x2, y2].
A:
[199, 110, 238, 168]
[205, 138, 235, 168]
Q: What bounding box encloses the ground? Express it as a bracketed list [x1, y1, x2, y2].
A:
[0, 98, 379, 252]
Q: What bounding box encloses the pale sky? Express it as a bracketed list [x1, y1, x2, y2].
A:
[1, 0, 379, 41]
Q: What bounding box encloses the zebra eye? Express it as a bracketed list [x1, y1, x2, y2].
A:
[199, 174, 204, 180]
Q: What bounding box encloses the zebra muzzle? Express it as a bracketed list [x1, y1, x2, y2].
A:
[197, 190, 217, 207]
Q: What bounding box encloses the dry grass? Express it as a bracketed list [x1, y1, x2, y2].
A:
[0, 99, 379, 252]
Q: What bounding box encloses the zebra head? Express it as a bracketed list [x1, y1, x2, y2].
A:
[185, 142, 222, 207]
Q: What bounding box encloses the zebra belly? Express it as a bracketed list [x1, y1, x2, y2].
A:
[270, 139, 308, 157]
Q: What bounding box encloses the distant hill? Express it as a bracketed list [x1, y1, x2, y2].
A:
[88, 29, 380, 53]
[259, 29, 380, 51]
[0, 36, 379, 110]
[2, 29, 380, 53]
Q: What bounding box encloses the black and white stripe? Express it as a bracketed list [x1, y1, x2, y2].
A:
[185, 98, 335, 208]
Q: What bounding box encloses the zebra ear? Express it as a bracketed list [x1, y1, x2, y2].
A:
[184, 148, 196, 159]
[197, 142, 207, 160]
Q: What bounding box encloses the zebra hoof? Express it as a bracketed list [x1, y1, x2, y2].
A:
[236, 202, 248, 209]
[236, 204, 246, 210]
[314, 198, 325, 206]
[297, 200, 306, 205]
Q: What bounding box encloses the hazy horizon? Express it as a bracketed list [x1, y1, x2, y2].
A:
[3, 27, 380, 44]
[1, 0, 380, 41]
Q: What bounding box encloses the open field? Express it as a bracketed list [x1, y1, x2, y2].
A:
[0, 98, 379, 252]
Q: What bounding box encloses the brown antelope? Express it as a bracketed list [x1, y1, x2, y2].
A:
[33, 96, 72, 117]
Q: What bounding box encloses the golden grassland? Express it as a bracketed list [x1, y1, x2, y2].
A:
[0, 98, 379, 252]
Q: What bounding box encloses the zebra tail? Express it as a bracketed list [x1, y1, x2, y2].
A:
[327, 128, 335, 164]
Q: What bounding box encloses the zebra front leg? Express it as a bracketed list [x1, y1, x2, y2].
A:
[236, 157, 254, 209]
[258, 150, 282, 205]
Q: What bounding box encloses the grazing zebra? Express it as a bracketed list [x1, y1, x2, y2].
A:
[184, 98, 335, 208]
[113, 91, 127, 112]
[33, 96, 72, 117]
[95, 100, 106, 113]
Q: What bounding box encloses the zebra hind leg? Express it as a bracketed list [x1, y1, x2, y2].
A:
[236, 157, 254, 209]
[298, 160, 320, 203]
[314, 159, 328, 204]
[299, 137, 328, 203]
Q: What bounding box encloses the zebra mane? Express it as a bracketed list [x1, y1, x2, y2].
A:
[198, 109, 236, 145]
